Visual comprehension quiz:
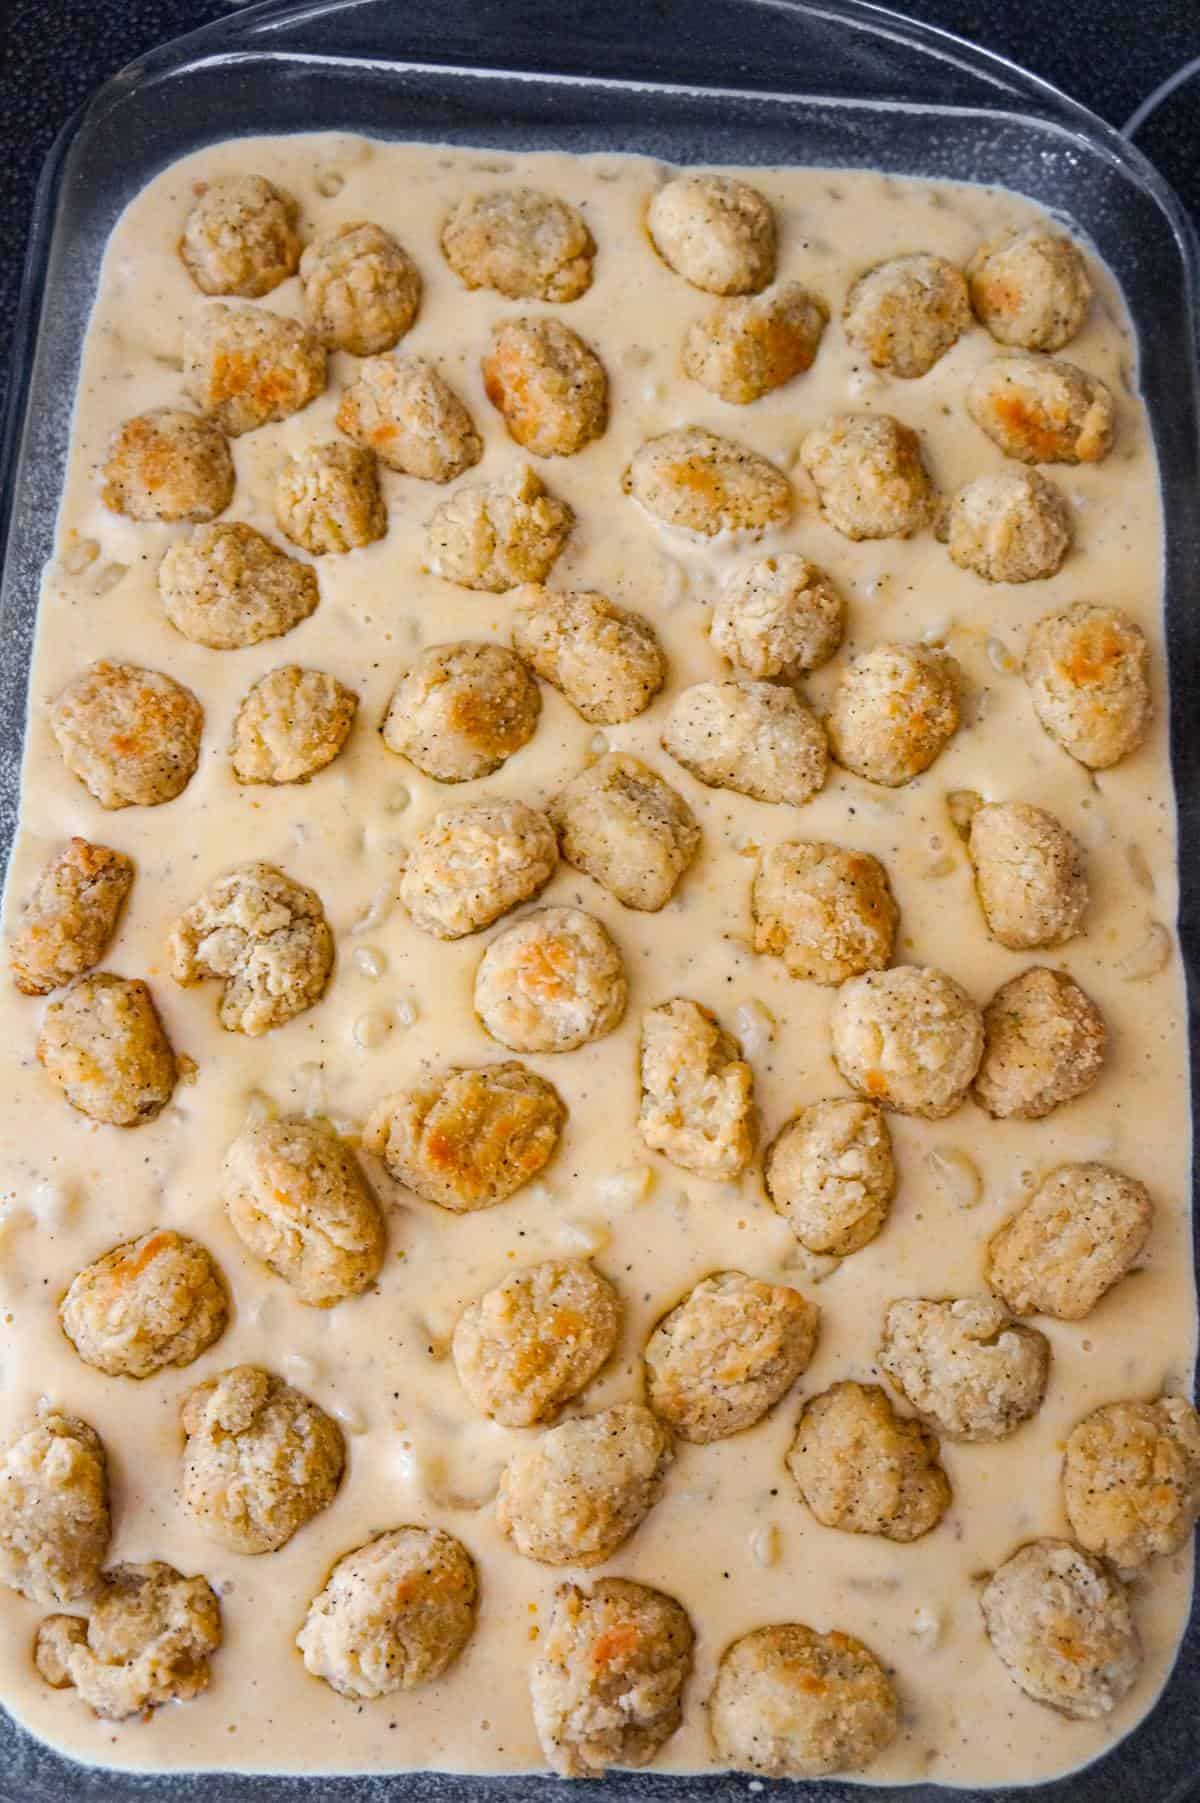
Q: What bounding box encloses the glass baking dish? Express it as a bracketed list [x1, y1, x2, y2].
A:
[1, 1, 1198, 1798]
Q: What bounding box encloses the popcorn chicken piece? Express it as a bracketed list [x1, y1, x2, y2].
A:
[230, 666, 357, 785]
[36, 1562, 221, 1720]
[181, 1364, 344, 1553]
[647, 175, 775, 295]
[645, 1271, 818, 1442]
[159, 522, 319, 649]
[474, 907, 626, 1052]
[974, 966, 1106, 1121]
[382, 643, 540, 783]
[274, 441, 385, 554]
[169, 862, 333, 1036]
[181, 174, 300, 297]
[49, 660, 203, 809]
[399, 799, 557, 938]
[298, 1527, 478, 1698]
[966, 354, 1114, 464]
[980, 1539, 1140, 1719]
[512, 586, 665, 724]
[223, 1114, 384, 1306]
[986, 1162, 1152, 1321]
[441, 188, 594, 302]
[709, 1623, 899, 1778]
[968, 226, 1092, 352]
[364, 1062, 565, 1212]
[624, 428, 791, 534]
[787, 1380, 950, 1541]
[1063, 1397, 1200, 1569]
[800, 413, 934, 540]
[968, 802, 1087, 950]
[483, 316, 607, 456]
[429, 464, 573, 591]
[496, 1401, 673, 1565]
[9, 838, 133, 995]
[61, 1230, 227, 1379]
[336, 355, 481, 482]
[300, 221, 421, 354]
[683, 282, 828, 403]
[826, 643, 960, 787]
[638, 997, 755, 1179]
[662, 679, 828, 808]
[550, 753, 699, 912]
[764, 1098, 895, 1256]
[943, 469, 1071, 583]
[879, 1296, 1050, 1442]
[0, 1411, 109, 1604]
[38, 972, 179, 1126]
[100, 408, 234, 523]
[843, 255, 970, 377]
[1023, 602, 1151, 769]
[532, 1579, 694, 1776]
[831, 965, 983, 1120]
[711, 553, 844, 679]
[452, 1259, 621, 1427]
[752, 840, 897, 984]
[183, 302, 325, 436]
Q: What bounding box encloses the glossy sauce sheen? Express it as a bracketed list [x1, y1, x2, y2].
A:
[0, 136, 1193, 1785]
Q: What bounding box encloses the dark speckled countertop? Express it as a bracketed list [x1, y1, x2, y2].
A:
[0, 0, 1197, 427]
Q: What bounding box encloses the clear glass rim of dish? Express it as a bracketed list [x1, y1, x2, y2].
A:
[0, 3, 1198, 1801]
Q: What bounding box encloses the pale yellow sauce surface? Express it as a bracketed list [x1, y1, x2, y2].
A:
[0, 135, 1192, 1787]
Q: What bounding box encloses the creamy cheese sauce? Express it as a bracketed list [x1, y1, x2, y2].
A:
[0, 135, 1193, 1787]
